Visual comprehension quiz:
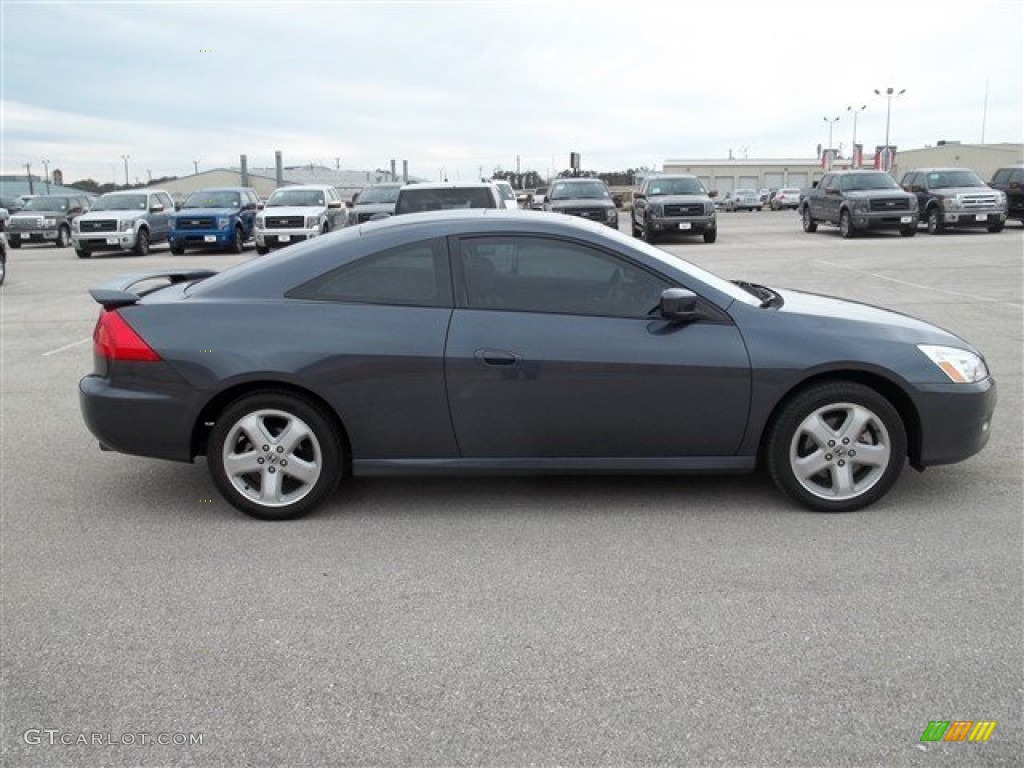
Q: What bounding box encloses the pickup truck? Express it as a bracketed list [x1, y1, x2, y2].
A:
[900, 167, 1006, 234]
[6, 194, 91, 248]
[631, 174, 717, 243]
[72, 189, 176, 257]
[799, 170, 918, 238]
[168, 187, 262, 254]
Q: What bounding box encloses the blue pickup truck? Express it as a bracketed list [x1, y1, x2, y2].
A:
[167, 187, 262, 254]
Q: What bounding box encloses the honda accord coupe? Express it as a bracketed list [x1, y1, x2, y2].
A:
[80, 210, 995, 520]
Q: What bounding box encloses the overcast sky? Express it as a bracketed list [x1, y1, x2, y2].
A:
[2, 0, 1022, 186]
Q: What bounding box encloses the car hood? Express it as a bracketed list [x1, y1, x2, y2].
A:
[12, 210, 66, 217]
[77, 210, 145, 220]
[548, 198, 615, 208]
[172, 207, 239, 217]
[775, 287, 966, 346]
[930, 186, 997, 195]
[844, 190, 913, 199]
[352, 203, 396, 214]
[261, 206, 323, 216]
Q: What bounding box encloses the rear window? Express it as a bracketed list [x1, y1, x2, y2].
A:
[395, 187, 496, 214]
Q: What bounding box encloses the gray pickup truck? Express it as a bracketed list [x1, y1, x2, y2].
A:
[900, 167, 1007, 234]
[6, 194, 91, 248]
[799, 170, 918, 238]
[631, 174, 717, 243]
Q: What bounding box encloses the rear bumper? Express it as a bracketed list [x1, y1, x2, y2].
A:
[79, 374, 197, 462]
[914, 377, 996, 467]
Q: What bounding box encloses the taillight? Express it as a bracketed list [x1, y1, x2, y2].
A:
[93, 310, 162, 362]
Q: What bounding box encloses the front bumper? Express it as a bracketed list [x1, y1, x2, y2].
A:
[8, 228, 60, 242]
[73, 231, 139, 252]
[913, 377, 996, 467]
[938, 210, 1007, 228]
[169, 228, 236, 250]
[849, 211, 918, 231]
[79, 374, 198, 462]
[255, 228, 318, 248]
[648, 215, 716, 235]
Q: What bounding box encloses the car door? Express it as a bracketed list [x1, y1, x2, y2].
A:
[818, 174, 840, 223]
[240, 191, 258, 236]
[444, 235, 751, 459]
[148, 193, 171, 239]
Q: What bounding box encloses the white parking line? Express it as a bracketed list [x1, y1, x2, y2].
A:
[41, 337, 91, 357]
[814, 259, 1023, 308]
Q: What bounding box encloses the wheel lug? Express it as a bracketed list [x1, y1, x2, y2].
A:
[842, 438, 850, 445]
[838, 459, 846, 466]
[268, 466, 276, 474]
[281, 460, 287, 466]
[257, 458, 264, 465]
[825, 454, 833, 461]
[848, 450, 856, 457]
[276, 446, 284, 453]
[262, 445, 270, 451]
[828, 440, 836, 447]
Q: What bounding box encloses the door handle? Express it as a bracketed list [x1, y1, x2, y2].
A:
[474, 349, 520, 366]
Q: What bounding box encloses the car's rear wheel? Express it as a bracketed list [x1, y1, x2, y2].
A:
[170, 246, 186, 255]
[207, 392, 342, 520]
[987, 221, 1004, 233]
[76, 249, 90, 259]
[642, 222, 657, 244]
[801, 207, 817, 233]
[766, 382, 906, 512]
[703, 228, 717, 243]
[228, 226, 243, 253]
[839, 209, 856, 238]
[133, 229, 150, 256]
[927, 208, 944, 234]
[8, 240, 20, 249]
[256, 245, 269, 255]
[56, 225, 70, 248]
[899, 224, 917, 237]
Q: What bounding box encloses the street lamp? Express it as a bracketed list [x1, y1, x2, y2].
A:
[846, 105, 867, 168]
[874, 87, 906, 148]
[193, 160, 200, 175]
[42, 159, 51, 193]
[823, 116, 841, 151]
[120, 154, 130, 187]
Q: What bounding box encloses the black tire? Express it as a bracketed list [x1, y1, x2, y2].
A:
[227, 226, 243, 254]
[839, 209, 857, 239]
[256, 245, 269, 255]
[899, 224, 917, 237]
[766, 381, 907, 513]
[642, 221, 657, 244]
[987, 221, 1005, 233]
[170, 246, 186, 255]
[207, 391, 342, 521]
[801, 206, 817, 233]
[703, 228, 717, 244]
[8, 239, 20, 249]
[631, 218, 641, 238]
[76, 249, 90, 259]
[133, 228, 150, 256]
[926, 208, 943, 234]
[56, 225, 70, 248]
[0, 253, 6, 286]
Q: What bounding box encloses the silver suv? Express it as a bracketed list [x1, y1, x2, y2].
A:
[254, 185, 347, 254]
[72, 190, 175, 258]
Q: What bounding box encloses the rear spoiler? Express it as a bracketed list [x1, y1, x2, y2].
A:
[88, 269, 218, 310]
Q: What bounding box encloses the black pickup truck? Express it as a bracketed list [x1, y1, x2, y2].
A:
[799, 170, 918, 238]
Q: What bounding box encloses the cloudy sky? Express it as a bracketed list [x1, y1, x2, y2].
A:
[2, 0, 1022, 186]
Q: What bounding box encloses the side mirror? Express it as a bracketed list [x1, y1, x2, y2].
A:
[328, 200, 343, 209]
[150, 204, 165, 213]
[345, 201, 353, 209]
[634, 192, 645, 200]
[174, 203, 182, 211]
[257, 202, 265, 210]
[659, 288, 700, 322]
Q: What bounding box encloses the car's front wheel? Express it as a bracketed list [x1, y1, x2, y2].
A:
[133, 229, 150, 256]
[987, 221, 1005, 233]
[56, 225, 70, 248]
[256, 245, 269, 255]
[899, 224, 917, 237]
[228, 226, 244, 254]
[839, 209, 856, 238]
[801, 207, 817, 233]
[766, 382, 907, 512]
[927, 208, 944, 234]
[703, 228, 717, 243]
[207, 391, 342, 520]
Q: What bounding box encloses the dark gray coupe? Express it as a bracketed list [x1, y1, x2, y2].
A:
[80, 210, 995, 520]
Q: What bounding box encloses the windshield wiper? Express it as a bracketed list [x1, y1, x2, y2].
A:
[733, 280, 782, 308]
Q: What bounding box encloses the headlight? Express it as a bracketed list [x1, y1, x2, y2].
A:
[941, 197, 962, 211]
[44, 218, 56, 227]
[605, 208, 618, 222]
[851, 198, 869, 212]
[649, 204, 663, 216]
[918, 344, 989, 383]
[119, 219, 135, 232]
[255, 216, 264, 228]
[996, 191, 1007, 208]
[217, 217, 229, 229]
[72, 219, 80, 232]
[306, 216, 319, 229]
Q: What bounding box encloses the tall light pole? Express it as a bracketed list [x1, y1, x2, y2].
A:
[120, 154, 130, 187]
[823, 116, 841, 151]
[192, 159, 200, 175]
[847, 105, 866, 149]
[42, 159, 51, 193]
[874, 87, 906, 148]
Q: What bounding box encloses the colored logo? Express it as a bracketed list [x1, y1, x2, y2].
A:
[921, 721, 996, 742]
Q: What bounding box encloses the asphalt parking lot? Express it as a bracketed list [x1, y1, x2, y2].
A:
[2, 211, 1021, 767]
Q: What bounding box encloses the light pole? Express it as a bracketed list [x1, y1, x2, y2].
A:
[823, 116, 841, 151]
[847, 105, 866, 148]
[42, 159, 51, 193]
[874, 87, 906, 148]
[193, 160, 200, 175]
[120, 154, 130, 187]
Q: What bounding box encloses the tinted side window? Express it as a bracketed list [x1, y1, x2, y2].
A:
[991, 169, 1010, 184]
[457, 236, 669, 318]
[287, 238, 452, 308]
[1011, 169, 1024, 184]
[822, 175, 838, 192]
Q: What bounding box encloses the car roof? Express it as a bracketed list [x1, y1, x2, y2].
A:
[401, 182, 496, 190]
[187, 186, 257, 193]
[272, 184, 335, 192]
[101, 189, 170, 196]
[907, 167, 977, 173]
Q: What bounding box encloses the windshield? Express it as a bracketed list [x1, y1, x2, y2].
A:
[548, 181, 609, 200]
[647, 178, 706, 196]
[91, 194, 148, 211]
[183, 190, 241, 209]
[357, 185, 401, 204]
[926, 170, 985, 188]
[267, 189, 327, 207]
[23, 196, 70, 211]
[842, 174, 899, 191]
